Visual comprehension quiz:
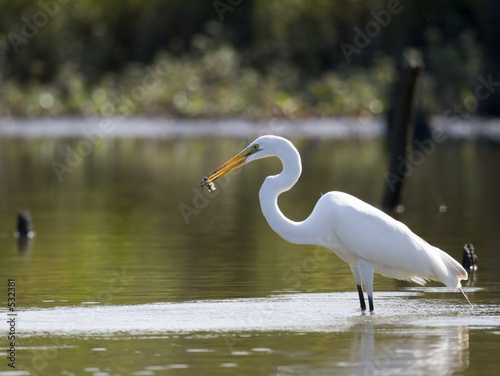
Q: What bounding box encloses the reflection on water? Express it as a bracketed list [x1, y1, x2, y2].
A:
[17, 291, 494, 375]
[1, 134, 500, 375]
[347, 323, 469, 376]
[16, 236, 34, 255]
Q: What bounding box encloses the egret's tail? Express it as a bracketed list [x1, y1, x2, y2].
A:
[432, 247, 468, 287]
[433, 248, 472, 307]
[438, 251, 469, 288]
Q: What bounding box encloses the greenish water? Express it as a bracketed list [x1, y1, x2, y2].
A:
[0, 134, 499, 375]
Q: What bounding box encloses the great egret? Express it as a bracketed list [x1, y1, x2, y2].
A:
[201, 135, 472, 311]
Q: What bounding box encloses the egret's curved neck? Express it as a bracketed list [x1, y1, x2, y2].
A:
[258, 141, 309, 245]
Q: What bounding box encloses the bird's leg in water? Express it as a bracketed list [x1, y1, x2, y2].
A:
[356, 284, 366, 311]
[368, 295, 374, 312]
[459, 287, 473, 308]
[350, 265, 367, 311]
[358, 259, 375, 312]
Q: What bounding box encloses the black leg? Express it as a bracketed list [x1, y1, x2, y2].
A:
[368, 295, 374, 312]
[357, 284, 366, 311]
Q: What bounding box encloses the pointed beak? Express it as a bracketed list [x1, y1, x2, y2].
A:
[201, 150, 248, 192]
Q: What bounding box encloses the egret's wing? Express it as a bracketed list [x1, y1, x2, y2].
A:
[319, 192, 466, 287]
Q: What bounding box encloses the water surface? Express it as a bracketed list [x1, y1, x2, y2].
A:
[0, 124, 499, 375]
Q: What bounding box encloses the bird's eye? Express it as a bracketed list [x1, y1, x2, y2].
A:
[253, 144, 259, 150]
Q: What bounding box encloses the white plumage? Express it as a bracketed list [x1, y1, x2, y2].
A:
[202, 135, 471, 311]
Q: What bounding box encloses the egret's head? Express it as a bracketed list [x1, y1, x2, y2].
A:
[200, 135, 281, 192]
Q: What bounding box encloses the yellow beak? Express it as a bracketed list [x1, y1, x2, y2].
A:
[201, 150, 248, 191]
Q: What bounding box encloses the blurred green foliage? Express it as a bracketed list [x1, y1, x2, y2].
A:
[0, 0, 497, 118]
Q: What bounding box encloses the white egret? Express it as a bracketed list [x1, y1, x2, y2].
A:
[201, 135, 472, 311]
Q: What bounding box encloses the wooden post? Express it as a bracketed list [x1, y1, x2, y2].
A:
[381, 63, 421, 211]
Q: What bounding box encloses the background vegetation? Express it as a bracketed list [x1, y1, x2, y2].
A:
[1, 0, 499, 119]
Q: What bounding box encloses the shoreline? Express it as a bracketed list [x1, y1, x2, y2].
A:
[0, 116, 499, 141]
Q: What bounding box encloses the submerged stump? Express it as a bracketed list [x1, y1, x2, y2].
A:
[15, 211, 35, 254]
[16, 211, 34, 238]
[462, 243, 478, 271]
